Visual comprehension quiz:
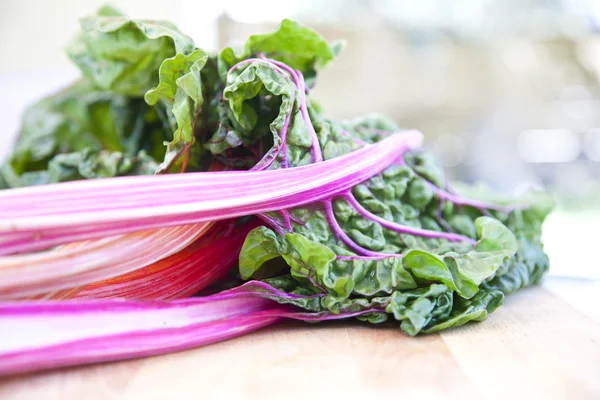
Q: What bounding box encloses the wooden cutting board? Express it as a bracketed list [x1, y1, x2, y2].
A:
[1, 285, 599, 400]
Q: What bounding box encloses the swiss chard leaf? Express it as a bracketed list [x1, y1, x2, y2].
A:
[402, 217, 517, 299]
[1, 80, 170, 188]
[341, 114, 400, 143]
[213, 61, 300, 167]
[240, 217, 518, 335]
[145, 49, 208, 172]
[68, 6, 195, 96]
[47, 149, 158, 183]
[219, 19, 343, 86]
[422, 289, 504, 334]
[243, 19, 343, 73]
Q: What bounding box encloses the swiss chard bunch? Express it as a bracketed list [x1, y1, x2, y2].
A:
[238, 151, 552, 335]
[0, 6, 553, 376]
[205, 51, 553, 336]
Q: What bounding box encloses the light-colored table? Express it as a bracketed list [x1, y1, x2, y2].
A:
[0, 277, 598, 400]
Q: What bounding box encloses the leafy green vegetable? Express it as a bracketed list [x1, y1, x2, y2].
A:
[218, 19, 343, 86]
[46, 149, 158, 183]
[403, 217, 517, 299]
[244, 19, 342, 71]
[1, 80, 170, 188]
[1, 5, 212, 183]
[341, 113, 400, 143]
[68, 5, 195, 96]
[422, 289, 504, 334]
[145, 49, 208, 171]
[240, 217, 519, 335]
[0, 9, 553, 338]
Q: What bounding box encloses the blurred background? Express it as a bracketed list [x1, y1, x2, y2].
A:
[1, 0, 598, 280]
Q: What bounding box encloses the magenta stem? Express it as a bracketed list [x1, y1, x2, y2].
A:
[278, 210, 293, 231]
[422, 180, 515, 213]
[436, 198, 456, 233]
[257, 213, 287, 236]
[342, 193, 477, 245]
[230, 58, 294, 171]
[260, 56, 323, 163]
[321, 200, 397, 257]
[0, 279, 393, 376]
[397, 158, 518, 214]
[336, 254, 401, 261]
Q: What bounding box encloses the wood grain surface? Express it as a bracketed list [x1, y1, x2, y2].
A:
[1, 285, 599, 400]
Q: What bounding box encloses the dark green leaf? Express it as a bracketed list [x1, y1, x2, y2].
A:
[2, 81, 169, 188]
[423, 289, 504, 333]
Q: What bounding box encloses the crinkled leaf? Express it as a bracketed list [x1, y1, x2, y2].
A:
[404, 151, 445, 188]
[402, 217, 517, 299]
[482, 237, 550, 295]
[223, 62, 293, 134]
[239, 226, 288, 280]
[241, 227, 418, 299]
[219, 19, 345, 87]
[1, 80, 169, 188]
[423, 289, 504, 334]
[239, 216, 515, 334]
[219, 19, 343, 86]
[145, 49, 208, 171]
[244, 19, 341, 72]
[68, 6, 195, 96]
[341, 113, 400, 143]
[212, 60, 315, 169]
[385, 284, 452, 336]
[47, 149, 157, 183]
